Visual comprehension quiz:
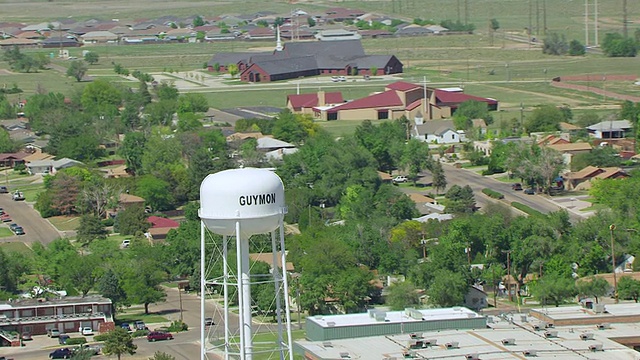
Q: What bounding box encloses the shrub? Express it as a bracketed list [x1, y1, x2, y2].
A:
[93, 333, 109, 341]
[132, 329, 150, 338]
[482, 188, 504, 199]
[167, 320, 188, 332]
[101, 218, 115, 227]
[66, 337, 87, 345]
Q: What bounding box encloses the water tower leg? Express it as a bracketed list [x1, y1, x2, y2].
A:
[236, 223, 253, 360]
[271, 232, 284, 354]
[279, 222, 295, 360]
[200, 221, 206, 360]
[223, 235, 230, 360]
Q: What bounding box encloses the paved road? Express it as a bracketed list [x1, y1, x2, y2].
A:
[440, 163, 585, 223]
[0, 193, 61, 245]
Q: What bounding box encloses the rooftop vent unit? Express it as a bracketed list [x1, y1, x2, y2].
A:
[445, 341, 459, 349]
[545, 323, 554, 328]
[339, 351, 350, 358]
[523, 350, 538, 357]
[593, 304, 605, 314]
[589, 344, 604, 352]
[424, 339, 438, 346]
[327, 322, 336, 327]
[322, 341, 333, 348]
[544, 331, 558, 338]
[409, 333, 423, 339]
[520, 315, 528, 322]
[580, 333, 594, 340]
[375, 312, 386, 322]
[501, 338, 516, 345]
[465, 353, 480, 360]
[597, 323, 611, 330]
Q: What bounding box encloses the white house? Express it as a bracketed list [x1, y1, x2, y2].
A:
[27, 158, 82, 175]
[413, 113, 461, 144]
[587, 120, 632, 139]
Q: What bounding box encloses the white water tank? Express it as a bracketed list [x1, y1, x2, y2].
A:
[199, 168, 285, 236]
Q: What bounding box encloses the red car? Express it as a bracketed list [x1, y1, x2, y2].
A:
[0, 214, 11, 222]
[147, 331, 173, 342]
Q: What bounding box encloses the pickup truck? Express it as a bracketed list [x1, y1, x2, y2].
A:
[12, 191, 24, 201]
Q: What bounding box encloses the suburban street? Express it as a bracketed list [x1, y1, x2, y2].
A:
[440, 162, 586, 223]
[0, 191, 61, 245]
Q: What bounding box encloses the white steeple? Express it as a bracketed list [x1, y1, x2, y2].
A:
[276, 26, 283, 51]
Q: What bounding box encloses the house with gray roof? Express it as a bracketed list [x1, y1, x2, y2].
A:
[587, 120, 632, 139]
[27, 158, 83, 175]
[413, 117, 462, 144]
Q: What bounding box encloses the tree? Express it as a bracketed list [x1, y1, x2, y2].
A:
[80, 181, 121, 219]
[427, 269, 468, 307]
[489, 18, 500, 46]
[155, 82, 179, 101]
[192, 16, 205, 27]
[177, 93, 209, 114]
[618, 276, 640, 302]
[97, 268, 127, 311]
[443, 185, 476, 214]
[601, 33, 638, 57]
[114, 204, 150, 236]
[386, 281, 421, 310]
[524, 105, 566, 133]
[102, 328, 137, 360]
[529, 274, 576, 307]
[227, 64, 239, 78]
[568, 39, 586, 56]
[431, 160, 447, 195]
[66, 60, 88, 82]
[122, 258, 167, 314]
[307, 17, 316, 27]
[135, 175, 173, 211]
[401, 139, 430, 184]
[455, 100, 493, 125]
[119, 132, 146, 175]
[84, 52, 99, 65]
[576, 276, 610, 304]
[60, 253, 100, 297]
[542, 33, 568, 55]
[77, 214, 108, 246]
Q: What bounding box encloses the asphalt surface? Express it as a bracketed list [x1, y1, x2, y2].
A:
[0, 192, 61, 245]
[440, 162, 585, 223]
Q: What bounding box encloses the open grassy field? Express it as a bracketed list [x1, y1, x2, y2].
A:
[0, 241, 33, 254]
[1, 0, 637, 133]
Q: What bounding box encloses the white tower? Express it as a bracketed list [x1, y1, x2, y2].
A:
[199, 168, 293, 360]
[276, 26, 283, 52]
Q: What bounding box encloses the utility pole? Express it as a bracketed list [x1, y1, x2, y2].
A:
[585, 0, 589, 46]
[543, 0, 547, 35]
[623, 0, 628, 38]
[465, 0, 469, 26]
[528, 0, 533, 46]
[594, 0, 598, 45]
[610, 225, 619, 304]
[536, 0, 540, 37]
[457, 0, 461, 23]
[503, 250, 513, 302]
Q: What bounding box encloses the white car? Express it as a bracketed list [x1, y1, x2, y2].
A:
[81, 327, 94, 336]
[121, 239, 131, 248]
[393, 176, 408, 183]
[337, 76, 347, 82]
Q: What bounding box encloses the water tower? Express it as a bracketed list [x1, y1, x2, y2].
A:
[199, 168, 294, 360]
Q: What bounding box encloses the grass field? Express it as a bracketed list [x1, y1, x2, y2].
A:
[0, 227, 14, 238]
[48, 216, 81, 232]
[0, 241, 33, 254]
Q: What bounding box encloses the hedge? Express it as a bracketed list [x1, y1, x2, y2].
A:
[66, 337, 87, 345]
[511, 202, 544, 217]
[482, 188, 504, 199]
[93, 333, 109, 342]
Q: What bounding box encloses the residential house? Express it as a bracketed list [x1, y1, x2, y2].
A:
[536, 134, 570, 146]
[256, 137, 296, 152]
[0, 152, 28, 168]
[41, 35, 80, 48]
[145, 216, 179, 242]
[26, 158, 82, 175]
[377, 171, 393, 183]
[244, 27, 276, 40]
[587, 120, 632, 139]
[0, 295, 113, 340]
[544, 142, 592, 166]
[395, 24, 432, 37]
[407, 193, 439, 215]
[565, 166, 629, 190]
[314, 29, 362, 41]
[413, 213, 453, 222]
[286, 91, 344, 115]
[118, 193, 145, 210]
[249, 252, 294, 272]
[323, 7, 366, 22]
[265, 148, 298, 161]
[464, 285, 488, 311]
[81, 31, 118, 44]
[559, 121, 582, 133]
[428, 88, 498, 120]
[413, 118, 461, 144]
[0, 38, 39, 48]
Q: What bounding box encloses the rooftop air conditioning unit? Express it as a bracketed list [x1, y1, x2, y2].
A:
[597, 323, 611, 330]
[523, 349, 538, 357]
[589, 344, 603, 352]
[545, 323, 554, 328]
[501, 338, 516, 345]
[327, 322, 336, 327]
[339, 352, 350, 358]
[520, 315, 528, 322]
[322, 341, 333, 348]
[465, 353, 480, 360]
[580, 333, 594, 340]
[544, 331, 558, 338]
[593, 304, 605, 314]
[445, 341, 459, 349]
[424, 339, 437, 346]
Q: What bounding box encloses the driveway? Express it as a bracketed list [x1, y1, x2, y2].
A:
[0, 193, 61, 245]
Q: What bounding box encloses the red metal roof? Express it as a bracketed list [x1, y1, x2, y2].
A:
[147, 216, 179, 229]
[435, 90, 497, 106]
[330, 90, 403, 111]
[406, 99, 422, 111]
[287, 92, 344, 110]
[386, 81, 421, 92]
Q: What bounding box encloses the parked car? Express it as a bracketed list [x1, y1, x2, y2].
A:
[120, 323, 132, 332]
[1, 214, 11, 222]
[524, 188, 535, 195]
[9, 223, 19, 231]
[47, 328, 61, 338]
[511, 183, 523, 191]
[58, 334, 70, 344]
[73, 344, 101, 356]
[337, 76, 347, 82]
[0, 186, 8, 193]
[81, 327, 94, 336]
[49, 348, 73, 359]
[147, 331, 173, 342]
[121, 240, 131, 248]
[134, 321, 147, 330]
[331, 76, 340, 82]
[204, 317, 214, 326]
[392, 175, 408, 183]
[13, 226, 24, 235]
[12, 191, 24, 201]
[21, 331, 32, 341]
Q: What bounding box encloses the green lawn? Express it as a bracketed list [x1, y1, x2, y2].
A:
[48, 216, 81, 232]
[115, 311, 169, 325]
[0, 241, 33, 255]
[14, 182, 45, 202]
[0, 228, 14, 238]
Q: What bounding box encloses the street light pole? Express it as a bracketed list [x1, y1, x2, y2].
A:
[502, 250, 513, 302]
[610, 224, 618, 303]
